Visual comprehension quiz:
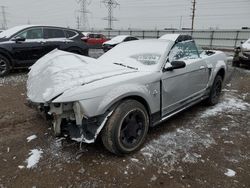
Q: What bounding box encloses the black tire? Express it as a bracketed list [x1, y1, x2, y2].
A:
[101, 100, 149, 155]
[0, 55, 10, 77]
[205, 75, 223, 106]
[232, 60, 240, 67]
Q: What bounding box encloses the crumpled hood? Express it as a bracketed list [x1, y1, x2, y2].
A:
[27, 49, 137, 103]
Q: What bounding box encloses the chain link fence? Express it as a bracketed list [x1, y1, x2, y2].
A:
[86, 29, 250, 50]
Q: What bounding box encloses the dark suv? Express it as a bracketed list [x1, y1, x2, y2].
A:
[0, 25, 89, 76]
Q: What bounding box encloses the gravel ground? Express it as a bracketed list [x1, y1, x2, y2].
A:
[0, 50, 250, 188]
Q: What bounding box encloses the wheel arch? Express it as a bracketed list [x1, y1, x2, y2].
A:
[101, 94, 152, 118]
[118, 95, 151, 115]
[217, 68, 225, 81]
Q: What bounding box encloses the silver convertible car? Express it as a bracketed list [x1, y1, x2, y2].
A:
[27, 34, 228, 155]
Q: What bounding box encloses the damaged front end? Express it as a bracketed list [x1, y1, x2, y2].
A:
[40, 102, 112, 143]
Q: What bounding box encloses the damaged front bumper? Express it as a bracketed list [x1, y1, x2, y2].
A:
[28, 101, 112, 143]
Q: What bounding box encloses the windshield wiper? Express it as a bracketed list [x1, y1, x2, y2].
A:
[113, 62, 138, 70]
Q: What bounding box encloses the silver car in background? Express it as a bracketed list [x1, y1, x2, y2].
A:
[233, 38, 250, 67]
[27, 34, 228, 155]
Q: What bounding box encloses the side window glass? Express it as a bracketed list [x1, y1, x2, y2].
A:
[169, 41, 199, 62]
[44, 28, 65, 39]
[16, 28, 43, 39]
[16, 31, 27, 39]
[130, 37, 138, 41]
[123, 37, 130, 42]
[65, 30, 77, 38]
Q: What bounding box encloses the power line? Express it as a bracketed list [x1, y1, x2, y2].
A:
[76, 0, 91, 30]
[191, 0, 196, 30]
[102, 0, 119, 30]
[0, 6, 8, 29]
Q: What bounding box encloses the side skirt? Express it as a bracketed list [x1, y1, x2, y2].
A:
[151, 95, 208, 127]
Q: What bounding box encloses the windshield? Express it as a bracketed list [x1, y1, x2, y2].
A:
[0, 25, 30, 39]
[98, 40, 171, 71]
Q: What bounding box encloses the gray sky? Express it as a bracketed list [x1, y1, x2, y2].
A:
[1, 0, 250, 30]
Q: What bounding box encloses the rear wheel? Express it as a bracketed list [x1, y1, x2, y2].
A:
[0, 55, 10, 77]
[232, 60, 240, 67]
[205, 75, 223, 106]
[101, 100, 149, 155]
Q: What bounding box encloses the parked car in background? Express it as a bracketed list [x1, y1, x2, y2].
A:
[233, 38, 250, 67]
[0, 25, 89, 76]
[27, 34, 227, 155]
[81, 33, 108, 48]
[102, 35, 139, 52]
[82, 32, 90, 37]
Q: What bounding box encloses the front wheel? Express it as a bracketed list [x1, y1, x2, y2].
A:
[101, 100, 149, 155]
[0, 55, 10, 77]
[205, 75, 223, 106]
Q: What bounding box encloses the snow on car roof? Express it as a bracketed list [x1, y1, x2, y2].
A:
[0, 25, 38, 38]
[0, 25, 76, 39]
[242, 39, 250, 49]
[159, 34, 180, 41]
[110, 35, 130, 42]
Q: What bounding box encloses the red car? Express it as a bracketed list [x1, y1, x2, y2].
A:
[81, 33, 108, 48]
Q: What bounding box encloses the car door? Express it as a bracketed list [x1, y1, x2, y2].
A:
[161, 40, 210, 116]
[11, 27, 45, 65]
[43, 27, 67, 52]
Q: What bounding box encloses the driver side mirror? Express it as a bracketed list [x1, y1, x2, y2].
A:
[12, 37, 26, 43]
[164, 61, 186, 71]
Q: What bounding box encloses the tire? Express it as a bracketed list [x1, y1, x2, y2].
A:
[101, 100, 149, 155]
[205, 75, 223, 106]
[232, 60, 240, 67]
[0, 55, 10, 77]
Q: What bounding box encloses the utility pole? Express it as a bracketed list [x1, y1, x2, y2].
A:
[0, 6, 7, 30]
[102, 0, 119, 30]
[179, 16, 183, 30]
[76, 16, 80, 29]
[191, 0, 196, 30]
[77, 0, 91, 30]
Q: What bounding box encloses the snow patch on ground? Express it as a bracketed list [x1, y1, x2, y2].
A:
[201, 94, 250, 118]
[140, 128, 215, 170]
[26, 149, 43, 168]
[224, 169, 236, 177]
[27, 135, 37, 142]
[0, 73, 27, 86]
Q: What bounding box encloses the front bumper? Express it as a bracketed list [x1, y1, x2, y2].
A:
[27, 100, 112, 143]
[238, 51, 250, 63]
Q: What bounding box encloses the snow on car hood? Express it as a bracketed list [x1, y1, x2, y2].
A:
[242, 39, 250, 50]
[27, 49, 137, 103]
